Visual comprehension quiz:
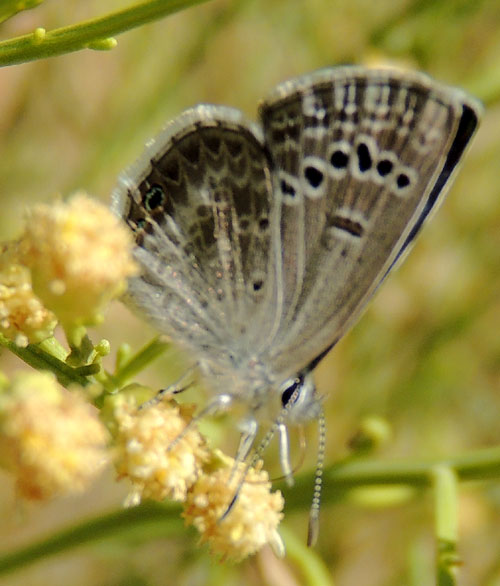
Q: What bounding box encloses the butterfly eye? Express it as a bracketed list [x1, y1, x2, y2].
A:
[281, 375, 303, 407]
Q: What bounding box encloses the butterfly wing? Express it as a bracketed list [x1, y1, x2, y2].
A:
[112, 106, 280, 364]
[258, 67, 481, 377]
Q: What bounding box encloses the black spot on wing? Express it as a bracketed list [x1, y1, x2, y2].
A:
[330, 149, 349, 169]
[328, 214, 364, 237]
[376, 159, 393, 177]
[304, 165, 324, 188]
[396, 173, 410, 189]
[356, 142, 372, 172]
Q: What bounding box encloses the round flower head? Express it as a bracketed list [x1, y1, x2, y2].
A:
[0, 371, 109, 500]
[20, 193, 137, 326]
[110, 392, 209, 505]
[183, 451, 285, 562]
[0, 241, 57, 347]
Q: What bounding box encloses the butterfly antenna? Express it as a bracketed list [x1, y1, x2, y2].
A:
[220, 387, 301, 522]
[307, 406, 326, 547]
[219, 420, 278, 521]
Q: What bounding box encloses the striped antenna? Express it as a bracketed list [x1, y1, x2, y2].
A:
[220, 385, 301, 522]
[307, 406, 326, 547]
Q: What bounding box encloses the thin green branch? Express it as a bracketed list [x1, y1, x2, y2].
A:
[280, 524, 335, 586]
[0, 501, 183, 576]
[0, 0, 44, 25]
[112, 335, 171, 389]
[0, 333, 92, 388]
[37, 336, 68, 362]
[433, 466, 459, 586]
[1, 445, 499, 576]
[0, 0, 212, 67]
[281, 445, 500, 511]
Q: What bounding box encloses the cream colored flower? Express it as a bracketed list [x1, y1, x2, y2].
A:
[0, 241, 57, 347]
[19, 193, 137, 326]
[183, 451, 285, 562]
[111, 393, 209, 504]
[0, 371, 109, 500]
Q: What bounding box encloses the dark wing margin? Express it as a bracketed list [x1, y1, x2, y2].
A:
[390, 101, 481, 268]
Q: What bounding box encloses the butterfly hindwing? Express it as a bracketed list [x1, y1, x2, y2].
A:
[258, 67, 481, 376]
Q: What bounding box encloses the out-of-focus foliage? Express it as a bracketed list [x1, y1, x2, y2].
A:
[0, 1, 499, 585]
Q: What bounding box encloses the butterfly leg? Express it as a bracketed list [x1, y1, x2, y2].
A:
[235, 418, 258, 460]
[138, 365, 198, 410]
[165, 392, 234, 452]
[277, 422, 294, 487]
[230, 417, 259, 484]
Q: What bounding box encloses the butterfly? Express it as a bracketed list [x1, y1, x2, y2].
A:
[112, 66, 481, 543]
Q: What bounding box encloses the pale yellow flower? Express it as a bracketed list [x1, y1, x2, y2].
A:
[20, 193, 137, 326]
[111, 393, 209, 504]
[183, 451, 285, 562]
[0, 241, 57, 347]
[0, 371, 109, 500]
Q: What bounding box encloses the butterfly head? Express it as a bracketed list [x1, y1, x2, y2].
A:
[278, 370, 322, 424]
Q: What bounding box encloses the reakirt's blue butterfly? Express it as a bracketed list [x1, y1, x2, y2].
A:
[112, 66, 481, 542]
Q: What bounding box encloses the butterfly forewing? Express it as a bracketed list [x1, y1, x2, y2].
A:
[113, 106, 279, 360]
[258, 68, 481, 377]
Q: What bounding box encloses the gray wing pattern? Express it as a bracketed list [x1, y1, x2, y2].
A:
[112, 106, 278, 362]
[258, 67, 481, 377]
[113, 68, 480, 383]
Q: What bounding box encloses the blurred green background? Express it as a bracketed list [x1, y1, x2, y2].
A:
[0, 0, 499, 584]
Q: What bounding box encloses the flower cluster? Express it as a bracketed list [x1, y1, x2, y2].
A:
[111, 391, 209, 504]
[0, 371, 109, 500]
[183, 450, 285, 561]
[0, 192, 137, 344]
[0, 241, 57, 347]
[19, 192, 137, 327]
[0, 193, 285, 561]
[108, 391, 285, 561]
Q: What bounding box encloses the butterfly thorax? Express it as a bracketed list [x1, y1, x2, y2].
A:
[198, 354, 320, 425]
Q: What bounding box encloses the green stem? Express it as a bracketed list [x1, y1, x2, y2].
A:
[0, 0, 212, 67]
[37, 336, 68, 362]
[0, 0, 44, 25]
[64, 326, 96, 367]
[1, 445, 500, 576]
[112, 336, 170, 389]
[281, 524, 334, 586]
[281, 444, 500, 511]
[433, 466, 459, 586]
[0, 501, 182, 576]
[0, 333, 91, 388]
